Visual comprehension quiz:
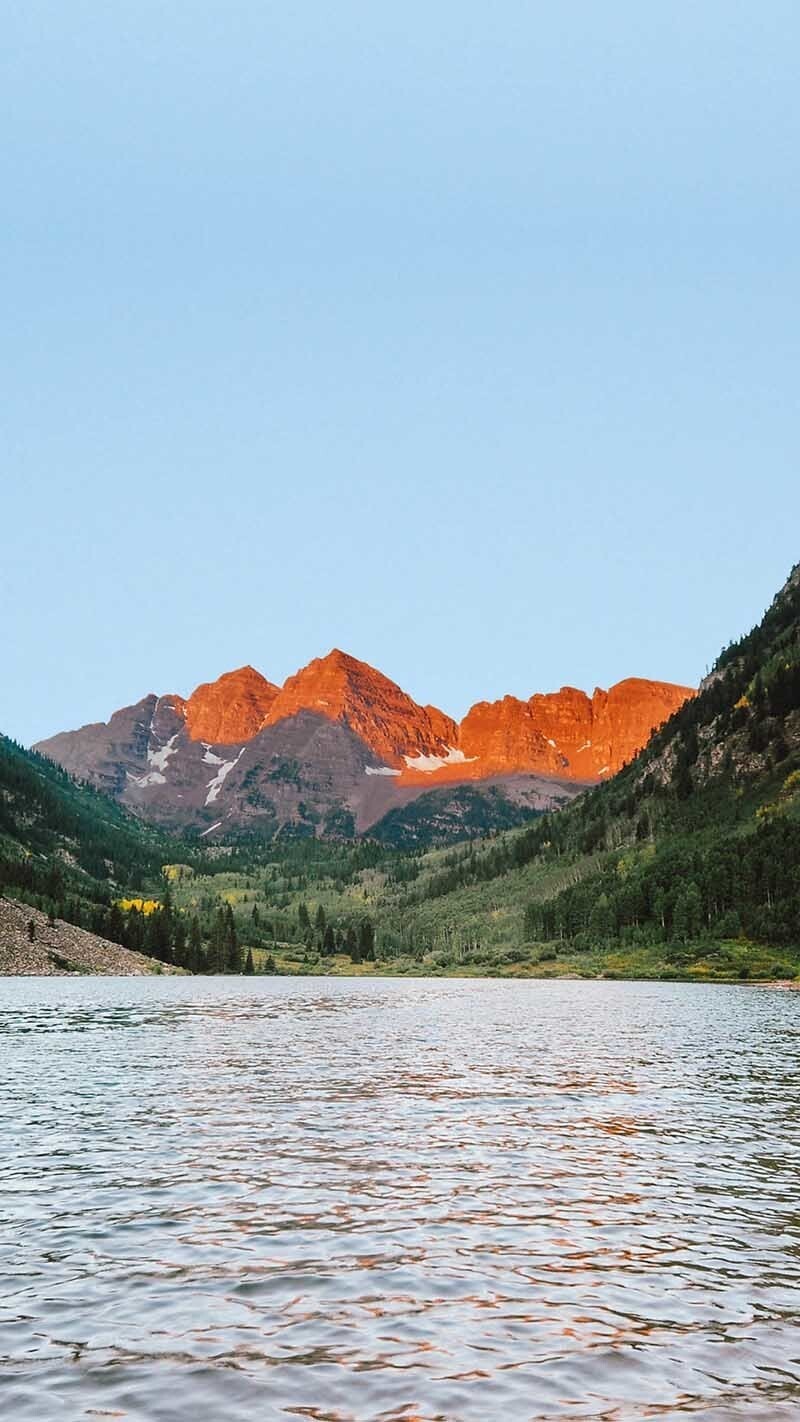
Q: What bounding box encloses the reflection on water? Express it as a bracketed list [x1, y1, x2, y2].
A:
[1, 977, 799, 1420]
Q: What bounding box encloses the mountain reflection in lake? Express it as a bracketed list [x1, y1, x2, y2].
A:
[1, 977, 799, 1420]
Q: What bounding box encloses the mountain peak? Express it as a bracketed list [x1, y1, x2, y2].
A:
[262, 651, 457, 764]
[315, 648, 377, 678]
[185, 665, 279, 744]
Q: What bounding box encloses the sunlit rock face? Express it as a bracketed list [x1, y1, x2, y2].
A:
[589, 678, 695, 775]
[261, 649, 458, 767]
[184, 666, 279, 744]
[35, 655, 694, 838]
[459, 678, 694, 780]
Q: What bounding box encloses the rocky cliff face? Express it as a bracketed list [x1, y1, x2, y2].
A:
[262, 650, 458, 764]
[184, 666, 279, 743]
[37, 694, 187, 798]
[35, 654, 693, 838]
[458, 678, 693, 781]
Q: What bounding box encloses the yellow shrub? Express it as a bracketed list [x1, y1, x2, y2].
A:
[162, 864, 193, 881]
[117, 897, 160, 915]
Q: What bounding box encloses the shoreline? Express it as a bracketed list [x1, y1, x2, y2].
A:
[2, 967, 797, 986]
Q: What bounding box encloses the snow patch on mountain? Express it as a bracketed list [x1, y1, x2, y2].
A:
[126, 769, 166, 788]
[205, 748, 245, 805]
[147, 734, 179, 773]
[403, 745, 479, 774]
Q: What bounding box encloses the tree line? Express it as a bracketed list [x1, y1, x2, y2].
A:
[524, 815, 800, 950]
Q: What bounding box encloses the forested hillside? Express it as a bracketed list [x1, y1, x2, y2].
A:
[389, 564, 800, 976]
[0, 735, 184, 946]
[520, 564, 800, 953]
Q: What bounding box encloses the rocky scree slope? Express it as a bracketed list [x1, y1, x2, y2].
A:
[0, 897, 182, 975]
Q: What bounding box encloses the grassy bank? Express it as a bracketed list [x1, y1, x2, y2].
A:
[249, 936, 800, 983]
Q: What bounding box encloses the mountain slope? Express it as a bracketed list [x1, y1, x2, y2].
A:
[368, 774, 579, 848]
[458, 677, 692, 782]
[0, 733, 179, 932]
[0, 734, 240, 974]
[379, 564, 800, 971]
[185, 666, 279, 743]
[0, 734, 169, 882]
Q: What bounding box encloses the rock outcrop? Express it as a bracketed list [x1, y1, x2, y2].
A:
[185, 666, 279, 744]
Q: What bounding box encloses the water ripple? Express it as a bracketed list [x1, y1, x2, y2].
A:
[1, 978, 799, 1420]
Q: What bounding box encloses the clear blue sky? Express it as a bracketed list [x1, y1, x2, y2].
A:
[3, 3, 799, 746]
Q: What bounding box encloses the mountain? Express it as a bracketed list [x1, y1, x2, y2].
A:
[35, 653, 693, 840]
[9, 567, 796, 981]
[374, 564, 800, 975]
[262, 650, 458, 763]
[185, 665, 279, 742]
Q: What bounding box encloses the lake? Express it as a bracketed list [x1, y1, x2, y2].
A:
[1, 977, 799, 1420]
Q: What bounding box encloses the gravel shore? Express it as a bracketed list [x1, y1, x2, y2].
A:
[0, 896, 183, 976]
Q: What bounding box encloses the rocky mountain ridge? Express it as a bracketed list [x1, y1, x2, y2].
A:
[35, 651, 693, 839]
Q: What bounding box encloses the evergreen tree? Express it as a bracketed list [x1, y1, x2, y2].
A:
[107, 902, 125, 944]
[145, 903, 173, 965]
[208, 907, 226, 973]
[588, 892, 613, 941]
[126, 906, 145, 953]
[188, 914, 205, 973]
[358, 917, 375, 961]
[523, 902, 538, 941]
[172, 916, 187, 968]
[224, 904, 241, 973]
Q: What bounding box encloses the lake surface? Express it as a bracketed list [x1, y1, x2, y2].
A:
[1, 978, 799, 1421]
